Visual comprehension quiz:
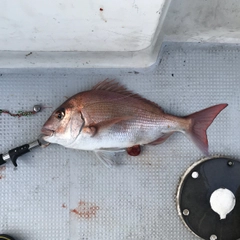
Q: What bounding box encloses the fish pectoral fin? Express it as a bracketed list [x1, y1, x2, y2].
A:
[94, 149, 125, 168]
[83, 117, 132, 137]
[148, 132, 174, 145]
[81, 126, 97, 137]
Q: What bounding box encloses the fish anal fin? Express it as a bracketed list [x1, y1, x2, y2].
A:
[148, 132, 173, 145]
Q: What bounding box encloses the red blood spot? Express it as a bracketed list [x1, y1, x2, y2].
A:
[71, 201, 100, 219]
[71, 209, 79, 215]
[127, 145, 141, 156]
[100, 8, 103, 11]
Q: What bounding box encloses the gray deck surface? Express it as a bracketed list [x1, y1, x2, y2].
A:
[0, 42, 238, 239]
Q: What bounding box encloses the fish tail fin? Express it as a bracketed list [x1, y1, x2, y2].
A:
[185, 104, 228, 155]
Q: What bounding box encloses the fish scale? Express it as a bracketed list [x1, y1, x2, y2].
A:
[41, 80, 227, 167]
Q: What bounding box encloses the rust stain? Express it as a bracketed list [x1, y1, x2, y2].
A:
[71, 201, 100, 219]
[62, 203, 67, 208]
[0, 166, 6, 179]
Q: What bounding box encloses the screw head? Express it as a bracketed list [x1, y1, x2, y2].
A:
[191, 171, 199, 179]
[183, 209, 189, 216]
[227, 161, 234, 166]
[210, 234, 217, 240]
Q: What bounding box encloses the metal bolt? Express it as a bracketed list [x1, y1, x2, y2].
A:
[33, 105, 41, 113]
[183, 209, 189, 216]
[210, 234, 217, 240]
[191, 171, 199, 179]
[38, 134, 50, 148]
[227, 161, 234, 167]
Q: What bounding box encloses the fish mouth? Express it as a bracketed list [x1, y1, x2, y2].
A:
[41, 127, 54, 137]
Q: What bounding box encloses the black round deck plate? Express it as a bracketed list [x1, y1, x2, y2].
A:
[0, 234, 16, 240]
[177, 157, 240, 240]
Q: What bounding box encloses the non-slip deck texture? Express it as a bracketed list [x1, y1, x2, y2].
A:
[0, 42, 238, 239]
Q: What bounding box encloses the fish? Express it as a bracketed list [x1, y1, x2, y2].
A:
[41, 80, 228, 167]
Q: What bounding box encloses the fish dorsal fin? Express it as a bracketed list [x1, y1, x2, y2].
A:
[92, 79, 163, 110]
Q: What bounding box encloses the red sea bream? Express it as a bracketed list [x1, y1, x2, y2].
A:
[41, 80, 228, 166]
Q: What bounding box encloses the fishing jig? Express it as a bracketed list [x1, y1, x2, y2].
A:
[0, 104, 50, 166]
[0, 105, 42, 118]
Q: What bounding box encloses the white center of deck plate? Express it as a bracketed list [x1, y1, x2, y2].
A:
[210, 188, 236, 220]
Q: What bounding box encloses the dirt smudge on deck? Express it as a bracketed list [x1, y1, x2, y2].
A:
[0, 166, 6, 179]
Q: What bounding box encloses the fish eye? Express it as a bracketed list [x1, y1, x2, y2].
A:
[55, 108, 65, 120]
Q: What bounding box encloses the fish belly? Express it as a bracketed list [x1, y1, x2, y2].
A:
[66, 118, 178, 151]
